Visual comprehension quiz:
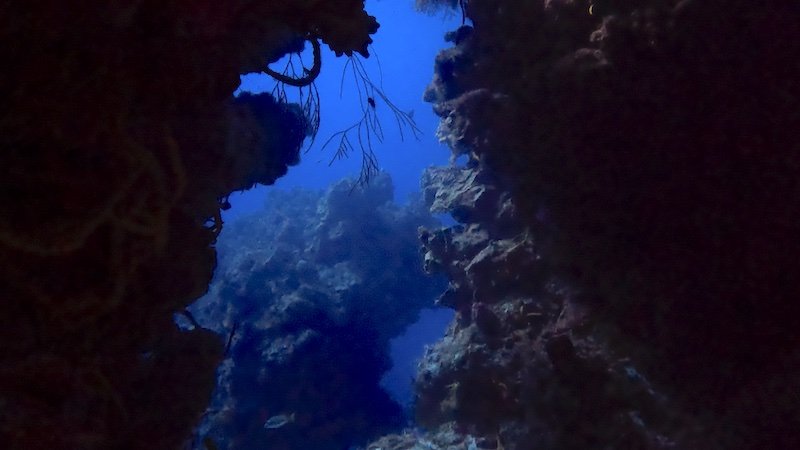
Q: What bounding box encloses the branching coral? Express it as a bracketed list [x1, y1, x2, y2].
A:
[321, 53, 422, 186]
[265, 43, 420, 187]
[259, 0, 410, 186]
[268, 44, 323, 148]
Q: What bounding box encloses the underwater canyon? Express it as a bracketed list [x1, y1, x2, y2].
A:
[1, 1, 799, 449]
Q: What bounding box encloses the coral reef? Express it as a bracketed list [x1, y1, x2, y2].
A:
[374, 0, 800, 449]
[189, 173, 446, 450]
[0, 1, 378, 448]
[408, 167, 683, 449]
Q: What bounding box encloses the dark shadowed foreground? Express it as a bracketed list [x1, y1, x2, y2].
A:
[370, 0, 800, 449]
[0, 2, 377, 448]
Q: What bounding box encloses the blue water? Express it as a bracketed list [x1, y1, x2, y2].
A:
[381, 307, 454, 412]
[217, 0, 460, 424]
[224, 0, 460, 222]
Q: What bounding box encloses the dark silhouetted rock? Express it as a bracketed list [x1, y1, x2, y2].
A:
[0, 2, 380, 448]
[374, 0, 800, 448]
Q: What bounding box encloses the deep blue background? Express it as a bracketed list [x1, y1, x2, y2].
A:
[222, 1, 458, 410]
[224, 0, 460, 220]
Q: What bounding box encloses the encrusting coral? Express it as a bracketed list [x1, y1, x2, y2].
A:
[371, 0, 800, 449]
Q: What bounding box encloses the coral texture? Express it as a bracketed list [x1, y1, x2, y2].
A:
[375, 0, 800, 448]
[190, 174, 446, 450]
[408, 167, 683, 449]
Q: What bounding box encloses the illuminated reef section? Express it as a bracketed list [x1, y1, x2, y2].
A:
[0, 1, 377, 448]
[372, 0, 800, 449]
[189, 174, 445, 449]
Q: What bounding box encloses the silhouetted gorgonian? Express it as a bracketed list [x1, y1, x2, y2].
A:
[266, 41, 420, 188]
[267, 37, 323, 148]
[321, 50, 421, 187]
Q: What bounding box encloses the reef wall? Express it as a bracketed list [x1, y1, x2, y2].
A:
[189, 174, 446, 449]
[0, 2, 378, 448]
[372, 0, 800, 449]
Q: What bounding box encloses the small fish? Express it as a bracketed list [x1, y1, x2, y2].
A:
[264, 412, 296, 429]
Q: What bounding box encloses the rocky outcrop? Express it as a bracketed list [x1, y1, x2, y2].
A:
[374, 0, 800, 448]
[382, 167, 682, 450]
[0, 2, 379, 448]
[190, 173, 446, 450]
